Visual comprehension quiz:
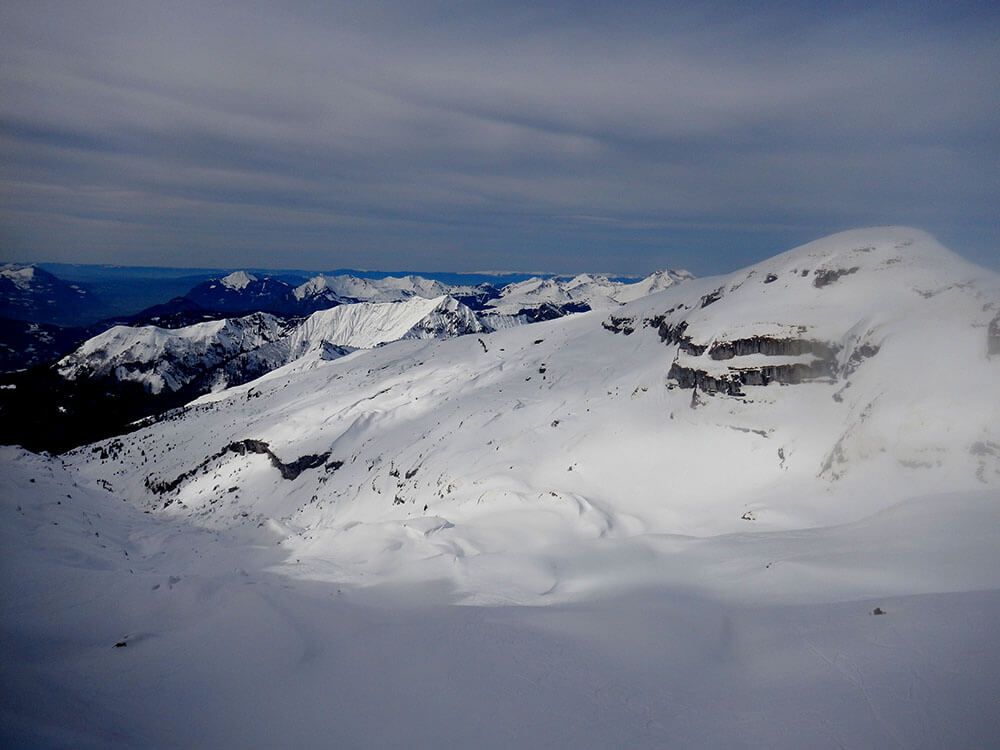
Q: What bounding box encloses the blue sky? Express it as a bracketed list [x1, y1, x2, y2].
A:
[1, 1, 997, 275]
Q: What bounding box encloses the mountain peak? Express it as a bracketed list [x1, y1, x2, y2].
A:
[0, 264, 38, 289]
[220, 271, 258, 290]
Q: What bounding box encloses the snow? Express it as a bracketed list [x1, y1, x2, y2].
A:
[290, 295, 481, 349]
[482, 269, 692, 314]
[0, 264, 37, 290]
[57, 314, 293, 393]
[294, 274, 453, 303]
[56, 296, 485, 393]
[219, 270, 258, 290]
[293, 269, 693, 312]
[3, 227, 1000, 747]
[2, 448, 999, 748]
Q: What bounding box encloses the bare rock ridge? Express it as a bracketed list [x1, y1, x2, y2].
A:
[707, 336, 837, 362]
[145, 438, 338, 498]
[665, 331, 841, 395]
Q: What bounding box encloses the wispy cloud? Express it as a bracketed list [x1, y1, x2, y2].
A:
[1, 0, 997, 273]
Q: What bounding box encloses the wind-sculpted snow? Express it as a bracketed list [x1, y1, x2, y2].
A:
[3, 228, 1000, 747]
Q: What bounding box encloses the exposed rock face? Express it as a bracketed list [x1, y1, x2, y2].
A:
[707, 337, 837, 362]
[652, 294, 857, 394]
[668, 363, 744, 396]
[58, 312, 297, 394]
[602, 316, 635, 335]
[403, 296, 484, 339]
[668, 358, 835, 396]
[699, 288, 724, 308]
[813, 267, 860, 288]
[660, 319, 841, 394]
[843, 342, 880, 377]
[989, 313, 1000, 357]
[656, 320, 707, 355]
[146, 438, 335, 495]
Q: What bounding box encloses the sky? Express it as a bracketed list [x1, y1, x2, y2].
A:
[0, 0, 998, 276]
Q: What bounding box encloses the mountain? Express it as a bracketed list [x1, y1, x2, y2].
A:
[286, 294, 483, 350]
[0, 265, 696, 374]
[183, 272, 302, 315]
[0, 264, 94, 325]
[292, 269, 694, 318]
[476, 269, 692, 319]
[13, 271, 690, 448]
[3, 228, 1000, 748]
[0, 295, 484, 451]
[614, 268, 697, 302]
[57, 313, 302, 395]
[294, 273, 455, 304]
[58, 295, 482, 396]
[65, 227, 997, 536]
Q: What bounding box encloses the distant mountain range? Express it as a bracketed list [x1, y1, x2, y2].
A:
[0, 265, 693, 372]
[0, 263, 693, 451]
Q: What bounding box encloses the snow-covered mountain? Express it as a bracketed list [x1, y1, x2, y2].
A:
[53, 268, 687, 407]
[0, 264, 93, 325]
[614, 268, 697, 302]
[293, 269, 694, 317]
[4, 228, 999, 747]
[474, 269, 693, 316]
[294, 273, 456, 305]
[0, 264, 695, 375]
[57, 313, 300, 395]
[183, 272, 302, 315]
[288, 294, 482, 350]
[58, 295, 483, 396]
[67, 227, 998, 539]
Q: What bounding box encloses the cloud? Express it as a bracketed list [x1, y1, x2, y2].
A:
[1, 0, 998, 274]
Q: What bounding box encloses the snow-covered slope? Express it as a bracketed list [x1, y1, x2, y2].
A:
[5, 227, 999, 747]
[6, 442, 1000, 748]
[294, 273, 456, 304]
[4, 442, 1000, 748]
[289, 295, 483, 350]
[57, 295, 483, 394]
[614, 268, 696, 302]
[57, 313, 298, 394]
[66, 227, 999, 547]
